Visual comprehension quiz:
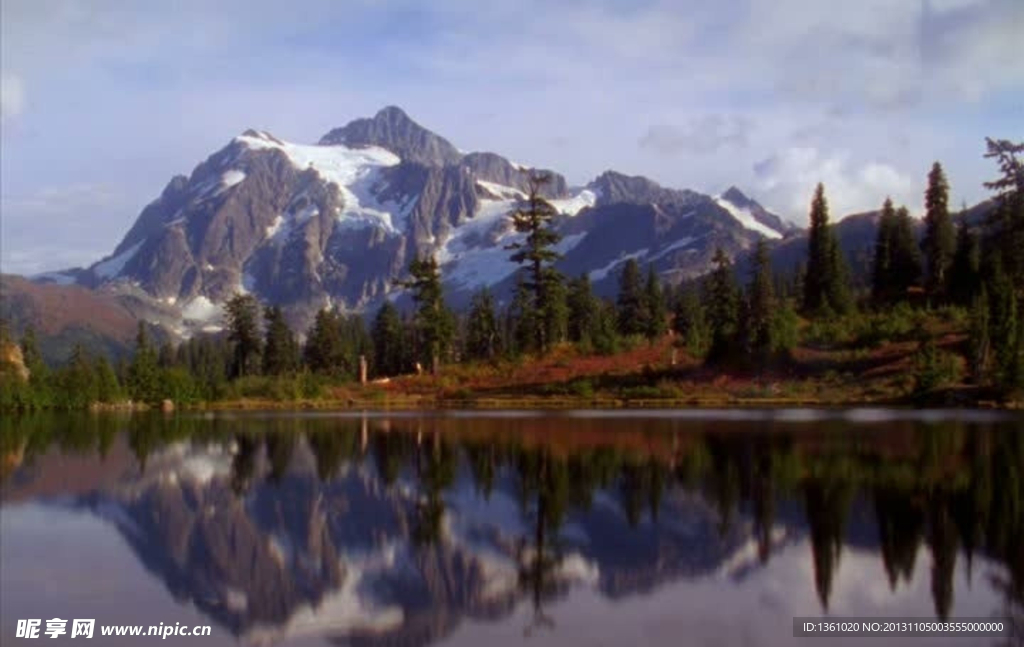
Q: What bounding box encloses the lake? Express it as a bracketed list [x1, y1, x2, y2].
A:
[1, 410, 1021, 646]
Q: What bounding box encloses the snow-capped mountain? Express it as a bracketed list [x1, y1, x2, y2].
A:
[43, 106, 795, 332]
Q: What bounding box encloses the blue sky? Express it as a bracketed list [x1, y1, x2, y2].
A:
[2, 0, 1022, 274]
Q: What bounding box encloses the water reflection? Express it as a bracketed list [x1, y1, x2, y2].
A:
[1, 412, 1022, 646]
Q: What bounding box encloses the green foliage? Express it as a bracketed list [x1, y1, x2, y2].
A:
[912, 340, 964, 394]
[705, 248, 740, 363]
[398, 255, 454, 373]
[128, 322, 161, 403]
[672, 284, 709, 358]
[465, 288, 500, 361]
[262, 305, 299, 376]
[616, 258, 645, 337]
[225, 294, 263, 378]
[923, 162, 956, 303]
[642, 265, 667, 342]
[506, 173, 564, 354]
[372, 301, 406, 376]
[803, 183, 853, 316]
[567, 274, 599, 346]
[304, 308, 347, 376]
[947, 219, 981, 308]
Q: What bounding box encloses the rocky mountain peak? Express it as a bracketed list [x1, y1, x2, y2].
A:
[318, 106, 462, 167]
[721, 186, 752, 208]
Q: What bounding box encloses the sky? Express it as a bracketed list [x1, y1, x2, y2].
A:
[1, 0, 1022, 275]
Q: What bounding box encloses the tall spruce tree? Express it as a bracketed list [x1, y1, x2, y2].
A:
[506, 173, 564, 353]
[567, 274, 599, 345]
[262, 305, 297, 376]
[304, 308, 346, 376]
[891, 206, 923, 299]
[745, 239, 776, 361]
[128, 321, 160, 403]
[225, 294, 263, 378]
[617, 258, 646, 337]
[948, 219, 981, 307]
[705, 248, 740, 362]
[872, 197, 899, 305]
[642, 265, 667, 342]
[923, 162, 955, 304]
[371, 301, 406, 377]
[673, 284, 709, 358]
[465, 288, 500, 361]
[803, 183, 849, 314]
[983, 138, 1024, 293]
[398, 255, 453, 375]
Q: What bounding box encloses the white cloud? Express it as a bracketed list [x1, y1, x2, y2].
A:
[639, 115, 752, 156]
[1, 73, 25, 121]
[753, 148, 917, 223]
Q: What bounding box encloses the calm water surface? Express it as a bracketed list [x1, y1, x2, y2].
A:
[1, 410, 1022, 646]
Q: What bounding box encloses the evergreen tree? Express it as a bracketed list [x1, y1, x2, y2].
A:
[465, 288, 499, 361]
[542, 273, 569, 349]
[567, 274, 599, 345]
[59, 344, 98, 409]
[591, 298, 621, 355]
[948, 219, 981, 307]
[398, 255, 454, 374]
[705, 248, 740, 362]
[891, 205, 923, 297]
[983, 139, 1024, 292]
[94, 355, 122, 403]
[371, 301, 405, 377]
[19, 325, 51, 406]
[672, 284, 709, 358]
[803, 183, 851, 314]
[642, 265, 667, 342]
[506, 173, 564, 353]
[745, 239, 776, 362]
[225, 294, 263, 378]
[262, 305, 298, 376]
[616, 258, 645, 337]
[304, 308, 346, 376]
[923, 162, 956, 304]
[510, 273, 538, 355]
[872, 197, 898, 305]
[128, 322, 160, 403]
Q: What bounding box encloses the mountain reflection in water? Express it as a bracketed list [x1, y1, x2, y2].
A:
[1, 411, 1022, 647]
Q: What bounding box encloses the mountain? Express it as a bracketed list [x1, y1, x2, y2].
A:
[30, 106, 794, 335]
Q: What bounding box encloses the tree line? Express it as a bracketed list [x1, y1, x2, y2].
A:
[1, 137, 1021, 409]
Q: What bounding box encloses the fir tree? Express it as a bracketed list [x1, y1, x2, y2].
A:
[923, 162, 955, 304]
[705, 248, 740, 362]
[642, 265, 667, 342]
[506, 173, 563, 353]
[510, 273, 538, 355]
[982, 138, 1024, 293]
[262, 305, 298, 376]
[94, 355, 122, 403]
[128, 322, 160, 403]
[616, 258, 645, 337]
[397, 255, 453, 374]
[948, 219, 981, 307]
[225, 294, 263, 378]
[891, 205, 923, 298]
[672, 284, 709, 358]
[872, 197, 898, 305]
[371, 301, 405, 377]
[745, 239, 776, 362]
[465, 288, 499, 361]
[803, 183, 851, 314]
[304, 308, 346, 376]
[567, 274, 599, 345]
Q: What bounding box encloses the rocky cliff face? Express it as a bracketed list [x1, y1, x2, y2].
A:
[45, 106, 794, 334]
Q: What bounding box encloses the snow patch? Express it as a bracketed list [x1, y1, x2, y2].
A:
[182, 296, 220, 322]
[237, 132, 403, 232]
[715, 196, 782, 239]
[93, 241, 143, 279]
[476, 180, 525, 200]
[649, 236, 697, 260]
[220, 169, 246, 189]
[549, 189, 597, 216]
[588, 249, 650, 282]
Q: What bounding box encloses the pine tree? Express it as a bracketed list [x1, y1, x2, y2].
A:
[872, 197, 898, 305]
[506, 173, 564, 353]
[616, 258, 645, 337]
[397, 255, 453, 375]
[225, 293, 263, 378]
[567, 274, 599, 345]
[465, 288, 499, 361]
[948, 219, 981, 307]
[304, 308, 346, 376]
[923, 162, 956, 304]
[891, 205, 923, 299]
[983, 138, 1024, 293]
[705, 248, 740, 362]
[128, 322, 160, 403]
[825, 226, 854, 315]
[371, 301, 405, 377]
[672, 284, 709, 358]
[745, 239, 776, 362]
[94, 355, 122, 403]
[543, 273, 569, 349]
[262, 305, 298, 376]
[642, 265, 667, 342]
[803, 183, 838, 314]
[19, 325, 51, 407]
[510, 273, 538, 355]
